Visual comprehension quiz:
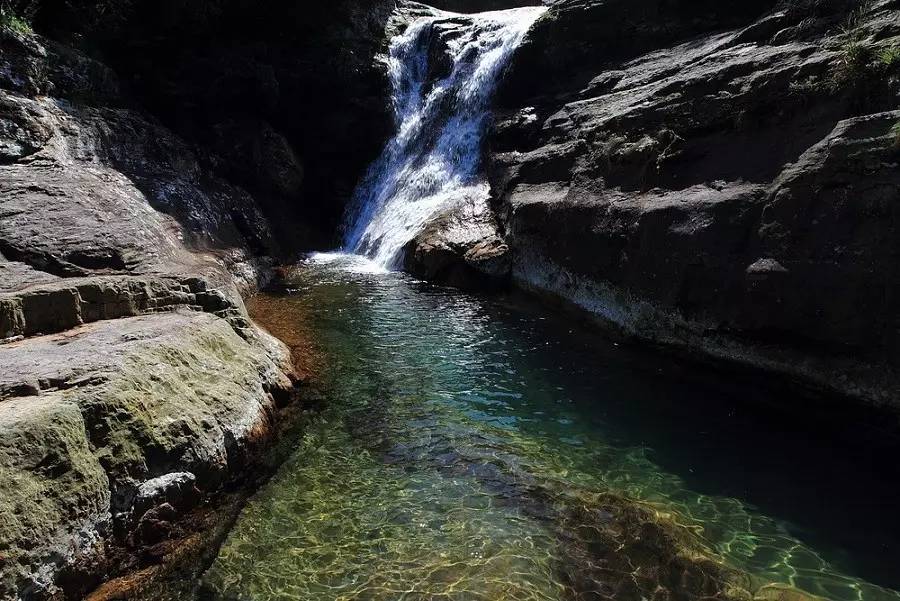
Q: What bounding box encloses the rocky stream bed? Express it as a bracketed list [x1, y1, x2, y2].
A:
[0, 0, 898, 598]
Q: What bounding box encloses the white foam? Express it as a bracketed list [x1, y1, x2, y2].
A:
[341, 7, 546, 270]
[308, 252, 391, 275]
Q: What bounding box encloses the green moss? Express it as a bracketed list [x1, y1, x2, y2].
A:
[84, 316, 276, 487]
[0, 395, 109, 594]
[0, 9, 31, 33]
[0, 310, 289, 595]
[0, 0, 39, 33]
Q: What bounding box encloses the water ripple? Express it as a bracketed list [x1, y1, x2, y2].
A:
[203, 257, 900, 601]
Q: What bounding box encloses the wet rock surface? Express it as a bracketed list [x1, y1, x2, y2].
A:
[411, 0, 900, 406]
[403, 198, 511, 288]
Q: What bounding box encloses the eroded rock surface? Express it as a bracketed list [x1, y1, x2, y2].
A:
[0, 311, 294, 598]
[411, 0, 900, 406]
[0, 24, 300, 600]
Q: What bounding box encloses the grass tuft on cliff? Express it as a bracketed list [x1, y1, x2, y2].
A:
[0, 8, 31, 33]
[0, 0, 37, 33]
[880, 45, 900, 68]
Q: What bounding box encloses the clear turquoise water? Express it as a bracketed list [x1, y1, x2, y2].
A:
[202, 255, 900, 601]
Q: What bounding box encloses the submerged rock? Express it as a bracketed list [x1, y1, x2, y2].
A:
[550, 491, 756, 601]
[754, 584, 826, 601]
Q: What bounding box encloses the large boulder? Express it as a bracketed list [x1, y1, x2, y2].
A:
[0, 311, 294, 599]
[403, 198, 511, 288]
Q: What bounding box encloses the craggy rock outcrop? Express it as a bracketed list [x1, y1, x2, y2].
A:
[0, 311, 294, 598]
[32, 0, 399, 251]
[403, 198, 511, 287]
[410, 0, 900, 407]
[0, 25, 301, 600]
[0, 31, 279, 279]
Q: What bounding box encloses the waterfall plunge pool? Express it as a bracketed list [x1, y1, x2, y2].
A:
[196, 254, 900, 601]
[192, 6, 900, 599]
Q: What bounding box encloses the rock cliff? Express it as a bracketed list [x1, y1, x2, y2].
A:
[0, 6, 345, 597]
[32, 0, 398, 252]
[408, 0, 900, 407]
[1, 0, 899, 595]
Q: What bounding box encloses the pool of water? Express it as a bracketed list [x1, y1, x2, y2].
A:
[201, 254, 900, 601]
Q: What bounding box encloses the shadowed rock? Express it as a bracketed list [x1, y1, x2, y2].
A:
[406, 0, 900, 407]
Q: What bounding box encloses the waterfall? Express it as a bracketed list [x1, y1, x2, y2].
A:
[341, 6, 546, 269]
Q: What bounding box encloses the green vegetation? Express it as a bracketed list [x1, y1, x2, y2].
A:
[0, 0, 34, 33]
[0, 10, 30, 33]
[0, 0, 138, 38]
[828, 0, 883, 88]
[832, 39, 875, 85]
[879, 45, 900, 69]
[830, 39, 900, 88]
[891, 121, 900, 149]
[786, 1, 897, 97]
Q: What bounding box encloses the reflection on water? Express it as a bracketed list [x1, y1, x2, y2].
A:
[204, 254, 900, 601]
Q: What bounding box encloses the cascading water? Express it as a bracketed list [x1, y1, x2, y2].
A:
[341, 7, 546, 269]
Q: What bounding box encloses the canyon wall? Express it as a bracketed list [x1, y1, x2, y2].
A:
[408, 0, 900, 407]
[1, 0, 899, 595]
[0, 1, 397, 596]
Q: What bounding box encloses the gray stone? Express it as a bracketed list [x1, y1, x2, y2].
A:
[478, 0, 900, 406]
[0, 311, 294, 597]
[131, 472, 198, 524]
[0, 24, 299, 600]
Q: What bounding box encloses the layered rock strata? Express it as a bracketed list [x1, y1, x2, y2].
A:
[0, 26, 300, 599]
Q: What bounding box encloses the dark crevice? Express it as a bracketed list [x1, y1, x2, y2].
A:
[0, 375, 109, 401]
[0, 239, 91, 278]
